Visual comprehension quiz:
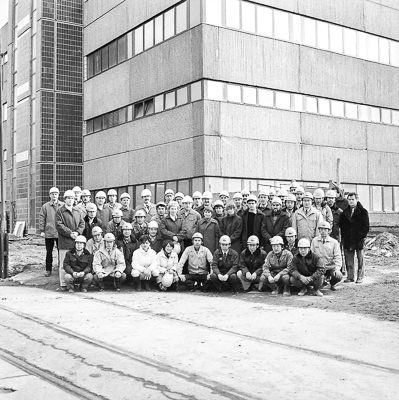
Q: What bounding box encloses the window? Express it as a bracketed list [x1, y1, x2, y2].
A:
[206, 81, 224, 101]
[93, 116, 102, 132]
[134, 102, 144, 119]
[164, 8, 175, 39]
[176, 87, 188, 105]
[381, 108, 391, 124]
[394, 187, 399, 211]
[391, 110, 399, 126]
[144, 20, 154, 50]
[191, 81, 202, 101]
[134, 26, 144, 54]
[274, 10, 289, 41]
[379, 37, 390, 64]
[343, 28, 357, 57]
[291, 14, 301, 43]
[2, 102, 7, 121]
[242, 86, 257, 105]
[176, 2, 187, 34]
[87, 55, 94, 78]
[372, 186, 382, 211]
[390, 41, 399, 67]
[101, 46, 109, 70]
[366, 34, 379, 62]
[127, 105, 133, 121]
[305, 96, 317, 113]
[94, 50, 101, 75]
[358, 105, 370, 121]
[109, 40, 117, 67]
[227, 84, 241, 103]
[154, 15, 163, 45]
[189, 0, 201, 28]
[318, 98, 330, 115]
[86, 119, 94, 134]
[275, 91, 291, 110]
[302, 17, 316, 47]
[383, 187, 393, 211]
[257, 5, 272, 37]
[165, 91, 176, 109]
[357, 32, 367, 59]
[331, 100, 344, 117]
[205, 0, 222, 26]
[154, 95, 164, 113]
[345, 102, 357, 119]
[292, 94, 303, 111]
[241, 1, 256, 33]
[118, 107, 127, 124]
[144, 99, 155, 115]
[127, 31, 133, 58]
[317, 21, 329, 50]
[226, 0, 240, 29]
[118, 35, 127, 63]
[370, 107, 380, 123]
[258, 88, 274, 107]
[329, 25, 343, 53]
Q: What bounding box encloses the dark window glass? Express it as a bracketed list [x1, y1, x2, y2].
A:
[94, 50, 102, 75]
[134, 102, 144, 119]
[118, 35, 127, 63]
[144, 99, 155, 115]
[101, 46, 109, 71]
[103, 113, 112, 129]
[87, 55, 94, 78]
[118, 107, 127, 124]
[87, 119, 94, 133]
[93, 116, 102, 132]
[109, 41, 117, 67]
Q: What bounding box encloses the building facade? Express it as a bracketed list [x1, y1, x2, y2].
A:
[0, 0, 83, 232]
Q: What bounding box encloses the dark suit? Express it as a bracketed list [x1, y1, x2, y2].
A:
[261, 211, 291, 253]
[240, 210, 264, 250]
[209, 248, 240, 292]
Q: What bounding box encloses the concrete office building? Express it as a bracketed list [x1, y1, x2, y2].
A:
[84, 0, 399, 225]
[0, 0, 83, 232]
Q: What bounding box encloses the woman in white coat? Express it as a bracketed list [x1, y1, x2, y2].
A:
[153, 240, 179, 291]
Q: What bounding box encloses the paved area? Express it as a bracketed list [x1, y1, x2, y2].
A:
[0, 286, 398, 399]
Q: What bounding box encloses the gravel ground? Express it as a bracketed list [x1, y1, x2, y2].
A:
[2, 235, 399, 322]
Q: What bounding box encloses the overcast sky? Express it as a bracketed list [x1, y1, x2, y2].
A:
[0, 2, 9, 29]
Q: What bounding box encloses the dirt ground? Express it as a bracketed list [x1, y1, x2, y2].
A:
[1, 234, 399, 322]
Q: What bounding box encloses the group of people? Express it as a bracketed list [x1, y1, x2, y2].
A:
[38, 180, 370, 296]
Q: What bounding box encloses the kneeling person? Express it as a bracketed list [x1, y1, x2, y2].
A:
[209, 235, 241, 293]
[153, 240, 180, 291]
[64, 235, 94, 293]
[93, 233, 126, 291]
[259, 236, 292, 296]
[288, 238, 326, 297]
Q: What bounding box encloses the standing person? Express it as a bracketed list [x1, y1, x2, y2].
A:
[147, 220, 163, 253]
[192, 191, 202, 210]
[137, 189, 157, 222]
[180, 195, 201, 249]
[132, 209, 148, 241]
[106, 209, 128, 238]
[120, 193, 135, 223]
[295, 186, 305, 207]
[311, 221, 343, 291]
[76, 189, 92, 216]
[39, 187, 64, 277]
[86, 226, 104, 255]
[257, 189, 270, 214]
[82, 203, 103, 240]
[55, 190, 85, 290]
[106, 189, 122, 213]
[232, 192, 244, 217]
[174, 192, 184, 208]
[63, 236, 94, 293]
[292, 192, 323, 242]
[72, 186, 82, 206]
[313, 189, 333, 226]
[219, 202, 242, 254]
[340, 192, 369, 284]
[284, 227, 298, 256]
[261, 197, 290, 254]
[240, 194, 264, 250]
[219, 191, 230, 206]
[237, 235, 267, 292]
[209, 235, 241, 293]
[212, 200, 225, 225]
[197, 206, 220, 254]
[196, 191, 213, 217]
[284, 193, 297, 223]
[164, 189, 175, 207]
[116, 223, 138, 281]
[152, 201, 167, 225]
[95, 191, 112, 228]
[289, 180, 299, 194]
[160, 201, 185, 248]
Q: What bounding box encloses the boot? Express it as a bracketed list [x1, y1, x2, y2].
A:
[283, 284, 291, 296]
[132, 277, 141, 291]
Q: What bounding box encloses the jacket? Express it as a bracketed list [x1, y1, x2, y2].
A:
[329, 204, 342, 241]
[238, 248, 267, 276]
[311, 236, 342, 271]
[96, 205, 112, 229]
[160, 215, 185, 241]
[121, 207, 135, 223]
[148, 234, 163, 253]
[197, 217, 220, 254]
[105, 219, 129, 238]
[116, 236, 138, 267]
[240, 210, 264, 249]
[131, 247, 157, 272]
[262, 249, 293, 277]
[288, 251, 325, 280]
[177, 245, 213, 275]
[339, 202, 369, 250]
[211, 248, 239, 276]
[82, 215, 103, 240]
[55, 205, 85, 250]
[219, 214, 243, 254]
[315, 204, 333, 226]
[132, 221, 148, 241]
[136, 203, 157, 223]
[292, 207, 323, 241]
[86, 238, 104, 255]
[63, 248, 93, 275]
[179, 208, 201, 240]
[153, 250, 179, 272]
[261, 211, 291, 252]
[93, 246, 126, 277]
[38, 201, 64, 238]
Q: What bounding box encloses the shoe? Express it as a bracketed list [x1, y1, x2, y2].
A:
[330, 285, 336, 291]
[81, 288, 88, 293]
[115, 287, 121, 292]
[283, 290, 291, 296]
[344, 278, 354, 283]
[355, 279, 363, 284]
[59, 286, 67, 292]
[68, 288, 74, 293]
[298, 288, 307, 296]
[313, 289, 324, 297]
[99, 288, 104, 292]
[271, 290, 278, 296]
[45, 271, 51, 277]
[257, 282, 264, 292]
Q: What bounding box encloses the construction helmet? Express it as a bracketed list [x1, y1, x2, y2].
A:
[285, 227, 297, 237]
[325, 190, 336, 198]
[258, 189, 269, 197]
[296, 186, 305, 194]
[122, 223, 133, 230]
[72, 186, 82, 193]
[271, 196, 282, 205]
[81, 189, 91, 196]
[286, 193, 296, 202]
[104, 233, 115, 242]
[219, 190, 230, 198]
[277, 189, 288, 197]
[49, 187, 60, 194]
[298, 238, 311, 248]
[202, 191, 213, 199]
[91, 226, 103, 235]
[182, 195, 193, 203]
[247, 235, 259, 245]
[161, 272, 174, 288]
[270, 236, 284, 246]
[232, 192, 243, 199]
[86, 203, 97, 212]
[95, 191, 106, 199]
[192, 191, 202, 199]
[313, 188, 325, 198]
[141, 189, 152, 197]
[148, 220, 159, 229]
[318, 221, 331, 230]
[213, 200, 224, 208]
[174, 192, 184, 200]
[247, 194, 257, 202]
[192, 232, 204, 241]
[135, 209, 146, 217]
[219, 235, 231, 244]
[75, 235, 87, 244]
[290, 180, 299, 189]
[112, 209, 123, 217]
[63, 190, 75, 199]
[164, 189, 175, 196]
[302, 192, 314, 200]
[120, 192, 130, 200]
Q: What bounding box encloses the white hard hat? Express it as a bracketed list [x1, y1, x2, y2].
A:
[174, 192, 184, 199]
[271, 196, 282, 205]
[313, 188, 325, 198]
[326, 190, 337, 198]
[318, 221, 331, 230]
[268, 188, 276, 196]
[75, 235, 87, 244]
[161, 272, 174, 288]
[277, 189, 288, 197]
[182, 195, 193, 203]
[213, 200, 224, 208]
[95, 191, 106, 198]
[63, 190, 75, 198]
[285, 227, 297, 236]
[81, 189, 91, 196]
[86, 203, 97, 212]
[148, 220, 159, 229]
[241, 189, 250, 196]
[258, 189, 269, 197]
[120, 192, 130, 199]
[49, 187, 59, 194]
[232, 192, 243, 199]
[135, 209, 146, 217]
[247, 235, 259, 245]
[286, 193, 296, 202]
[72, 186, 82, 193]
[112, 209, 123, 217]
[141, 189, 152, 197]
[302, 192, 314, 200]
[91, 226, 103, 235]
[192, 191, 202, 199]
[104, 233, 115, 242]
[270, 236, 284, 245]
[290, 180, 299, 189]
[202, 191, 213, 199]
[247, 194, 257, 202]
[164, 189, 175, 196]
[296, 186, 305, 194]
[107, 189, 117, 196]
[122, 223, 133, 230]
[219, 235, 231, 244]
[298, 238, 311, 248]
[192, 232, 203, 240]
[219, 191, 230, 198]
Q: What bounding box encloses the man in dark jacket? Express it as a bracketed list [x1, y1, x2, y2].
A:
[219, 202, 242, 253]
[288, 238, 326, 296]
[261, 197, 290, 253]
[209, 235, 241, 293]
[63, 235, 93, 293]
[82, 203, 103, 240]
[339, 192, 369, 283]
[116, 223, 138, 281]
[237, 235, 267, 292]
[240, 194, 264, 250]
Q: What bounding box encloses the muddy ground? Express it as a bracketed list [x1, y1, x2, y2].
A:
[1, 234, 398, 322]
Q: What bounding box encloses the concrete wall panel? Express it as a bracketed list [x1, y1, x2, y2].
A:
[301, 145, 368, 183]
[301, 114, 367, 149]
[364, 1, 399, 40]
[368, 151, 399, 185]
[367, 124, 399, 154]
